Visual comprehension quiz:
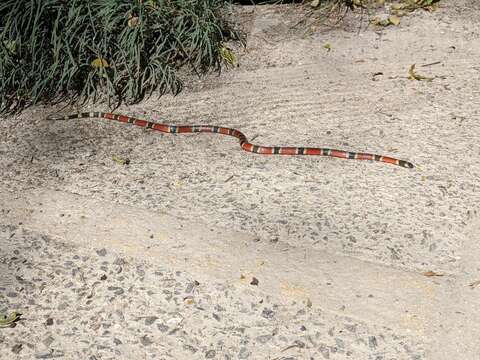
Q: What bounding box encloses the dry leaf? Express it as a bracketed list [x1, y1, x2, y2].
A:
[391, 3, 406, 10]
[112, 155, 130, 165]
[388, 15, 401, 26]
[408, 64, 434, 81]
[370, 17, 391, 27]
[91, 58, 109, 68]
[220, 46, 237, 66]
[423, 270, 444, 277]
[128, 16, 140, 28]
[469, 280, 480, 288]
[0, 312, 21, 328]
[183, 296, 195, 305]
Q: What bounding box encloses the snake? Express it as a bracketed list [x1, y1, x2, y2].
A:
[46, 112, 414, 168]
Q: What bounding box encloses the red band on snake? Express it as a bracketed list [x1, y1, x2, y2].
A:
[46, 112, 414, 169]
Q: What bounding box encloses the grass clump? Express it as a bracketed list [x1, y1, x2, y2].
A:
[0, 0, 241, 114]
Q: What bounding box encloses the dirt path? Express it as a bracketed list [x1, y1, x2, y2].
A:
[1, 1, 479, 359]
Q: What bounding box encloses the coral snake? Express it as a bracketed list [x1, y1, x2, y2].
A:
[46, 112, 414, 169]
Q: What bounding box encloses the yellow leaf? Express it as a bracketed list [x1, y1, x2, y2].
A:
[323, 42, 332, 52]
[388, 15, 401, 26]
[91, 58, 109, 68]
[128, 16, 140, 28]
[408, 64, 434, 81]
[3, 40, 16, 55]
[184, 296, 195, 305]
[145, 0, 157, 9]
[112, 155, 130, 165]
[220, 46, 236, 66]
[370, 17, 390, 27]
[0, 312, 21, 328]
[391, 3, 406, 10]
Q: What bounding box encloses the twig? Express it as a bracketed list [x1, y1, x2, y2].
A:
[421, 61, 441, 67]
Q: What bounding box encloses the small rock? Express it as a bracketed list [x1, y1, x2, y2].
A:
[100, 274, 107, 281]
[43, 335, 55, 347]
[113, 338, 122, 345]
[6, 292, 17, 298]
[185, 280, 200, 293]
[107, 286, 124, 295]
[294, 340, 306, 348]
[157, 323, 169, 332]
[238, 347, 251, 359]
[319, 344, 330, 359]
[113, 257, 126, 265]
[140, 335, 153, 346]
[256, 335, 272, 344]
[205, 349, 216, 358]
[35, 350, 64, 359]
[212, 313, 221, 322]
[250, 277, 259, 286]
[57, 303, 68, 311]
[35, 351, 53, 359]
[182, 344, 197, 353]
[45, 318, 54, 326]
[136, 267, 145, 277]
[11, 344, 22, 354]
[214, 304, 225, 312]
[144, 316, 158, 326]
[96, 248, 107, 257]
[261, 308, 275, 319]
[344, 324, 357, 333]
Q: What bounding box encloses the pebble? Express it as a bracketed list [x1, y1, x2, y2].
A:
[205, 349, 216, 358]
[319, 345, 330, 359]
[144, 316, 158, 326]
[140, 335, 153, 346]
[11, 343, 23, 354]
[95, 248, 107, 257]
[261, 308, 275, 319]
[43, 335, 55, 347]
[238, 347, 251, 359]
[157, 323, 169, 332]
[256, 335, 272, 344]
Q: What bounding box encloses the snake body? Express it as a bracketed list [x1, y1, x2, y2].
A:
[47, 112, 414, 168]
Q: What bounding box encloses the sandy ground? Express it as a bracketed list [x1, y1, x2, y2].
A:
[1, 1, 480, 359]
